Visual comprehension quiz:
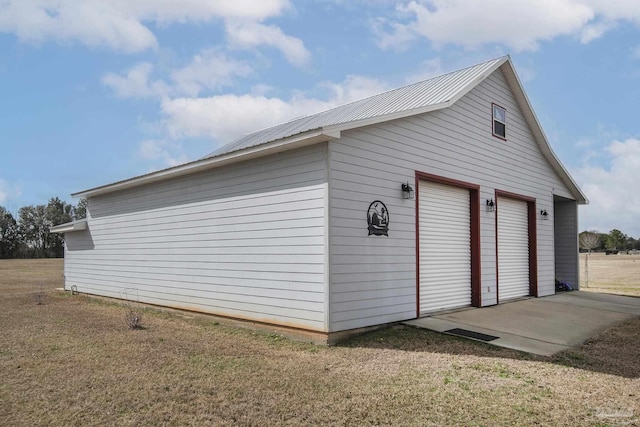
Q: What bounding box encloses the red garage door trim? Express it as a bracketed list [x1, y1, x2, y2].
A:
[415, 171, 481, 318]
[494, 190, 538, 304]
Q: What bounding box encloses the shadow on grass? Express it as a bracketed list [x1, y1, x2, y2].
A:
[339, 320, 640, 379]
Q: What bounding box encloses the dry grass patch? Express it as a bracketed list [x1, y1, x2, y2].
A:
[1, 259, 639, 426]
[581, 253, 640, 297]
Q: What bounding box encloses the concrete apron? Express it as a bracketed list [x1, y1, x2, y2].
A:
[405, 291, 640, 356]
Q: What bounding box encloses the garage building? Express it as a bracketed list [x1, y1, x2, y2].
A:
[53, 55, 587, 342]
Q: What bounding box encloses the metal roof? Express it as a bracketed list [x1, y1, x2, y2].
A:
[205, 56, 507, 158]
[73, 55, 587, 204]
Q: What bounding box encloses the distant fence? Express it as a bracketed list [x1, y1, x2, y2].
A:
[580, 249, 640, 255]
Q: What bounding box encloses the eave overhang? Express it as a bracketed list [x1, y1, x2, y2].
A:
[50, 219, 88, 234]
[72, 130, 340, 199]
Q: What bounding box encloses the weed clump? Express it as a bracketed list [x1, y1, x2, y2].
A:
[33, 284, 46, 305]
[125, 308, 143, 329]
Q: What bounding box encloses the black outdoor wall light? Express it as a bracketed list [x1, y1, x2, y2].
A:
[540, 209, 549, 220]
[486, 198, 495, 212]
[402, 182, 414, 199]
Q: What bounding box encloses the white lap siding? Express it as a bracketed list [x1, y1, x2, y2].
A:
[64, 145, 328, 331]
[554, 199, 579, 289]
[329, 69, 574, 331]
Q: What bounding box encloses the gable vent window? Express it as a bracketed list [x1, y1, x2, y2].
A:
[492, 103, 506, 139]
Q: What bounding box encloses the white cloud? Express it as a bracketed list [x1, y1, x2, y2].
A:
[161, 95, 297, 142]
[102, 63, 168, 99]
[102, 51, 252, 99]
[0, 0, 295, 54]
[160, 75, 389, 143]
[373, 18, 416, 52]
[0, 1, 157, 53]
[318, 75, 390, 105]
[123, 0, 292, 22]
[0, 179, 22, 206]
[226, 20, 311, 66]
[250, 84, 275, 97]
[372, 7, 426, 52]
[137, 139, 188, 168]
[573, 138, 640, 237]
[376, 0, 640, 51]
[582, 0, 640, 23]
[403, 57, 446, 83]
[170, 50, 253, 97]
[580, 21, 614, 43]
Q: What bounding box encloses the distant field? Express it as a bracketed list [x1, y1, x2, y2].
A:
[580, 253, 640, 297]
[1, 259, 639, 426]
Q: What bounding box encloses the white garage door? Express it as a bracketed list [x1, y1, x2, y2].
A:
[497, 196, 530, 301]
[419, 180, 471, 314]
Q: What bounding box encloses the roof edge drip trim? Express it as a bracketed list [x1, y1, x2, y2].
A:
[50, 219, 88, 234]
[73, 130, 339, 198]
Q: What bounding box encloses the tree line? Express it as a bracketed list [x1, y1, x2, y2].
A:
[2, 198, 639, 259]
[0, 198, 87, 259]
[579, 229, 640, 253]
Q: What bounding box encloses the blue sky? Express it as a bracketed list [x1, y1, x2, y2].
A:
[1, 0, 639, 237]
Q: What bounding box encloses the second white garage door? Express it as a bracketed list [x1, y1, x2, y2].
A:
[497, 196, 530, 301]
[419, 180, 471, 314]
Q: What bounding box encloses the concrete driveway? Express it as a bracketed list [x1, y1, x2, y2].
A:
[405, 291, 640, 356]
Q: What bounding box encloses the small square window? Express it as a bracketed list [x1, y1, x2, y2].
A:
[492, 103, 506, 139]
